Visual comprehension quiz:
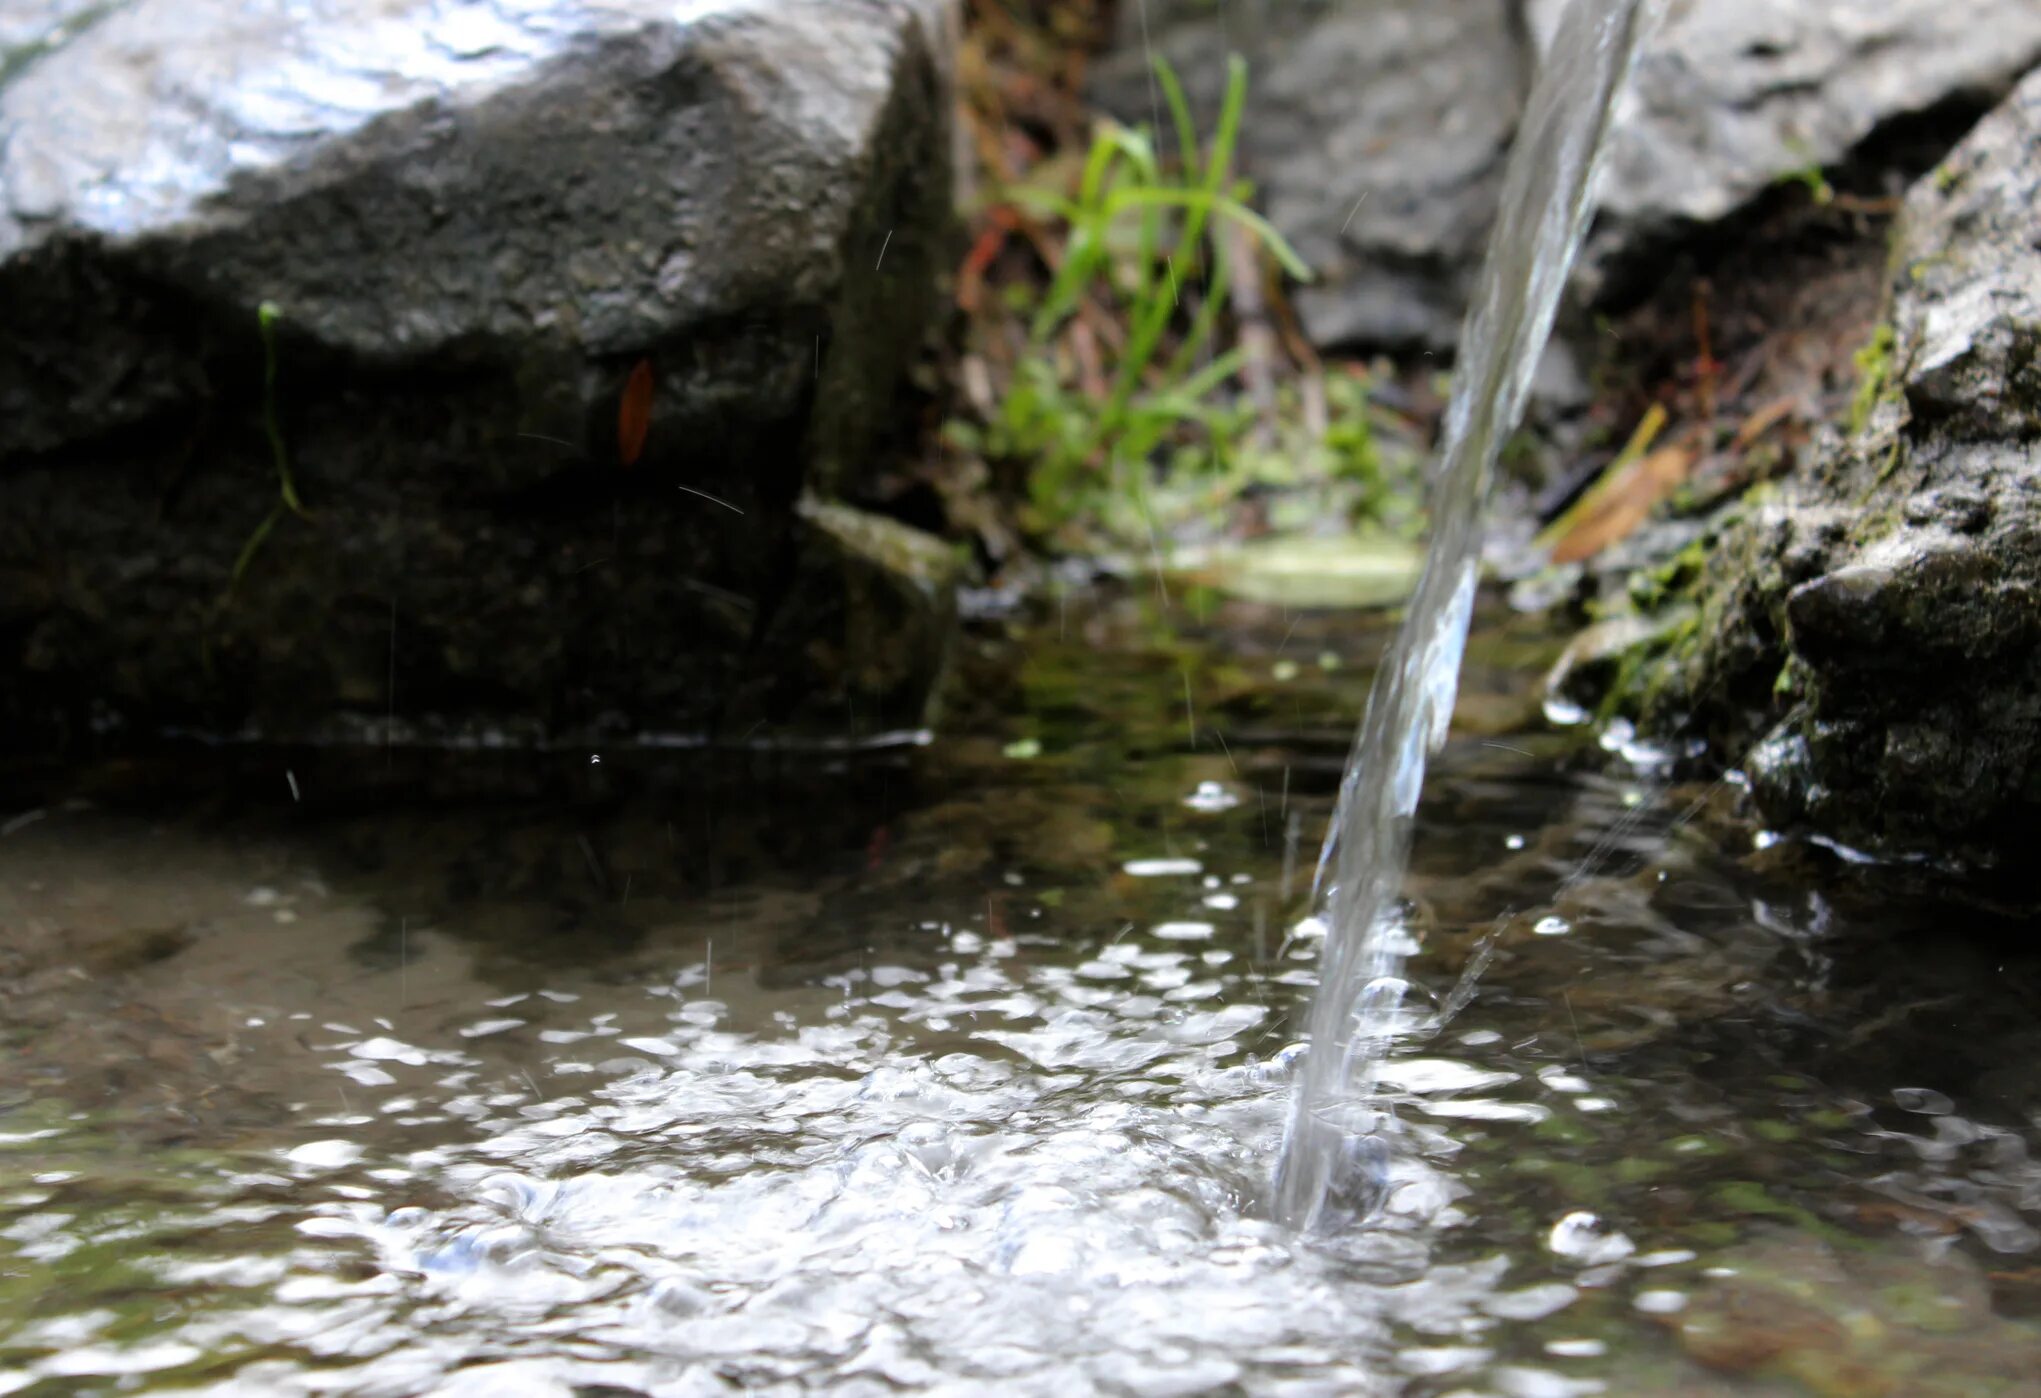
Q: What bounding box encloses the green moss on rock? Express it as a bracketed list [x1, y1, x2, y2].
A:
[1558, 68, 2041, 885]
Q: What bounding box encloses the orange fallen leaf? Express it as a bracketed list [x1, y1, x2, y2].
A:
[958, 205, 1019, 313]
[618, 358, 654, 467]
[1733, 394, 1802, 450]
[1549, 443, 1697, 564]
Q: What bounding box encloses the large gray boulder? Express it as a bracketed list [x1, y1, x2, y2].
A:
[1091, 0, 2041, 351]
[1573, 68, 2041, 879]
[1570, 0, 2041, 294]
[0, 0, 958, 750]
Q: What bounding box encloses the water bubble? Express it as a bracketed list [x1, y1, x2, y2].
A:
[619, 1037, 681, 1056]
[1545, 1338, 1606, 1358]
[1633, 1249, 1696, 1267]
[644, 1276, 717, 1317]
[285, 1140, 363, 1171]
[1123, 858, 1203, 877]
[459, 1019, 527, 1038]
[896, 1121, 956, 1179]
[1537, 1065, 1590, 1094]
[1493, 1366, 1608, 1397]
[1398, 1346, 1493, 1377]
[1547, 1211, 1634, 1265]
[353, 1036, 431, 1065]
[1321, 1128, 1391, 1230]
[1483, 1283, 1580, 1321]
[1381, 1059, 1519, 1095]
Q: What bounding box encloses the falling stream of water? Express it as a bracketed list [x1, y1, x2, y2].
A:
[1273, 0, 1659, 1232]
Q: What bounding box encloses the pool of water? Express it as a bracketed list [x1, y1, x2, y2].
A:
[3, 588, 2039, 1396]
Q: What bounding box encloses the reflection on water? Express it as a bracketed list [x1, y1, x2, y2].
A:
[1, 589, 2038, 1395]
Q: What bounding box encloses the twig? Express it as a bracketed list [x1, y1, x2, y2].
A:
[1225, 221, 1280, 447]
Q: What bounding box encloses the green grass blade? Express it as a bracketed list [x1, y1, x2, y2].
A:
[257, 301, 309, 519]
[230, 503, 285, 591]
[1032, 223, 1107, 342]
[1102, 188, 1312, 282]
[1154, 56, 1201, 181]
[1169, 345, 1249, 402]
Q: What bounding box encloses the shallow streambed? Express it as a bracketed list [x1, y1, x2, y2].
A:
[2, 589, 2038, 1396]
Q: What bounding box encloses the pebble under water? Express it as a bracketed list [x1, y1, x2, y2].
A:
[2, 589, 2040, 1396]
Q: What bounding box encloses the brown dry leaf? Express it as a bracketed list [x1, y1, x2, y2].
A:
[1067, 316, 1108, 400]
[617, 358, 654, 467]
[1549, 442, 1697, 564]
[1733, 394, 1804, 449]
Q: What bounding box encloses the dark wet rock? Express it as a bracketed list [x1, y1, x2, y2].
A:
[1577, 69, 2041, 880]
[1673, 1231, 2041, 1395]
[0, 0, 958, 751]
[1543, 608, 1696, 721]
[1090, 0, 2041, 351]
[742, 497, 961, 739]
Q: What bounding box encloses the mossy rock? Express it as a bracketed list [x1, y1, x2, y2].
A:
[1563, 70, 2041, 886]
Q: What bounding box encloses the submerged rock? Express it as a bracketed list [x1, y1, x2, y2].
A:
[1578, 69, 2041, 879]
[1090, 0, 2041, 351]
[0, 0, 958, 750]
[1672, 1231, 2041, 1395]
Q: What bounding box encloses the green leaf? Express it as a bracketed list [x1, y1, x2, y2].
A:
[1169, 534, 1424, 610]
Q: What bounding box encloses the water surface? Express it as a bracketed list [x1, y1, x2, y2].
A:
[2, 589, 2039, 1396]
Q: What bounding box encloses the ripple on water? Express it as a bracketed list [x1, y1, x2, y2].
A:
[3, 597, 2040, 1395]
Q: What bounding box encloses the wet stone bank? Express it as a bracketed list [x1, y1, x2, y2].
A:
[1563, 68, 2041, 887]
[0, 0, 959, 753]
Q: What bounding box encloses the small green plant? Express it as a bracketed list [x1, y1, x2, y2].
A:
[955, 54, 1310, 546]
[1180, 371, 1420, 540]
[231, 300, 312, 587]
[1847, 322, 1897, 436]
[1777, 159, 1835, 207]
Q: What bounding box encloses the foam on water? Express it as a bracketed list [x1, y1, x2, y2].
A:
[0, 917, 1531, 1396]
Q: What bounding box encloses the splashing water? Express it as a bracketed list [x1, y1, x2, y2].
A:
[1273, 0, 1659, 1232]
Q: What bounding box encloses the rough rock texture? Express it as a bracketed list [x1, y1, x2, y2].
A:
[0, 0, 958, 750]
[1576, 69, 2041, 879]
[1090, 0, 2041, 351]
[1571, 0, 2041, 297]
